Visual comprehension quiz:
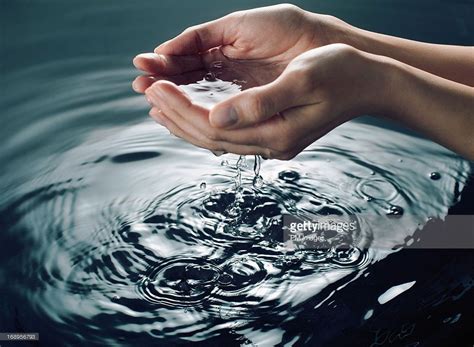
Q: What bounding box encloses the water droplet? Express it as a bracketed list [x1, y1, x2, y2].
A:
[253, 175, 263, 188]
[386, 205, 404, 217]
[211, 150, 226, 157]
[204, 72, 217, 81]
[218, 273, 233, 285]
[111, 295, 121, 302]
[200, 182, 206, 190]
[430, 172, 441, 180]
[221, 160, 229, 166]
[357, 178, 399, 201]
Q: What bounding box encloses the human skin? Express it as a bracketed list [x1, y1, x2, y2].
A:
[132, 4, 474, 160]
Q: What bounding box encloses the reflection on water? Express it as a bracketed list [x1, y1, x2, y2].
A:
[0, 57, 471, 345]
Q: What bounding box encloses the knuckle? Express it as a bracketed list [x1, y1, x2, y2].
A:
[278, 3, 301, 12]
[247, 94, 270, 123]
[204, 140, 222, 152]
[285, 60, 315, 93]
[205, 129, 221, 141]
[331, 43, 359, 61]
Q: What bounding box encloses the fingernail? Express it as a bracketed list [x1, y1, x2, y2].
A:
[212, 106, 238, 128]
[132, 79, 138, 90]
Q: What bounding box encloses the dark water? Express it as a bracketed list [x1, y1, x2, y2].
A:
[1, 1, 473, 346]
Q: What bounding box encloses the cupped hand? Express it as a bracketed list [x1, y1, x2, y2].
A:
[132, 4, 344, 92]
[143, 44, 390, 160]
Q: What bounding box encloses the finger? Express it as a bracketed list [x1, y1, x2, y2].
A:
[149, 107, 164, 125]
[132, 70, 207, 93]
[133, 75, 157, 93]
[148, 80, 275, 146]
[209, 77, 301, 129]
[153, 109, 273, 157]
[133, 53, 205, 75]
[154, 15, 237, 55]
[150, 109, 203, 147]
[146, 85, 217, 148]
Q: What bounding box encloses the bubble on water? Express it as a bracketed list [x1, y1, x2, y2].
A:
[111, 295, 121, 302]
[356, 178, 399, 201]
[218, 273, 233, 285]
[221, 160, 229, 166]
[331, 246, 363, 266]
[386, 205, 404, 217]
[200, 182, 207, 190]
[430, 172, 441, 180]
[138, 258, 221, 306]
[278, 170, 300, 182]
[223, 256, 266, 289]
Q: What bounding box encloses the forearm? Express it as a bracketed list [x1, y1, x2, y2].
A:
[317, 14, 474, 86]
[377, 56, 474, 160]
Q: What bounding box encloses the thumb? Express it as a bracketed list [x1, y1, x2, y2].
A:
[209, 81, 295, 129]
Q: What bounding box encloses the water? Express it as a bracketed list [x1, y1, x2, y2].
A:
[1, 1, 473, 346]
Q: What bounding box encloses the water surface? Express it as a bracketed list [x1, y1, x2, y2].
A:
[1, 1, 473, 346]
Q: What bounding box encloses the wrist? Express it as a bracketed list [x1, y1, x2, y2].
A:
[306, 12, 362, 47]
[352, 51, 405, 118]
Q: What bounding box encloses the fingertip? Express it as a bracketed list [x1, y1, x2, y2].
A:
[132, 53, 149, 70]
[132, 77, 140, 93]
[133, 53, 164, 73]
[132, 75, 157, 93]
